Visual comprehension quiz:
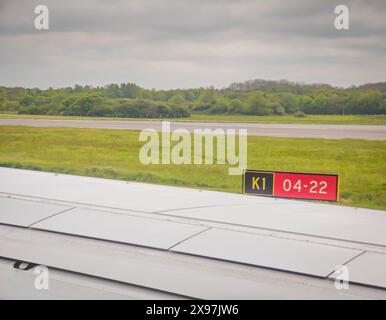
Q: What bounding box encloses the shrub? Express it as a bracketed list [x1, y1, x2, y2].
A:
[294, 111, 306, 118]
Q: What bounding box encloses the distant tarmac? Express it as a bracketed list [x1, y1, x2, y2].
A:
[0, 118, 385, 140]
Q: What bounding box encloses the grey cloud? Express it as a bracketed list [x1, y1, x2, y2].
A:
[0, 0, 385, 88]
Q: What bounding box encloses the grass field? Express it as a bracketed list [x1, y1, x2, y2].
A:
[0, 126, 385, 210]
[1, 113, 386, 125]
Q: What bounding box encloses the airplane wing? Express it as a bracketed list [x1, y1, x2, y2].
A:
[0, 167, 385, 299]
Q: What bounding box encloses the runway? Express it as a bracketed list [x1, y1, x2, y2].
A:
[0, 118, 385, 140]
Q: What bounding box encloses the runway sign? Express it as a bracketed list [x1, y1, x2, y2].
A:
[243, 170, 339, 202]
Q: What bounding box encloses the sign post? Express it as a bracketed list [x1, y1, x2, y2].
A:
[243, 170, 339, 202]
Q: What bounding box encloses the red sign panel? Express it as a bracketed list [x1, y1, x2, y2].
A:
[243, 170, 339, 202]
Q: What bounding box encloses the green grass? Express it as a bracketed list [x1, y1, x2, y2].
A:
[0, 126, 385, 210]
[1, 113, 385, 125]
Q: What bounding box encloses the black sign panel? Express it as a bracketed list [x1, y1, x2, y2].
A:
[243, 171, 274, 196]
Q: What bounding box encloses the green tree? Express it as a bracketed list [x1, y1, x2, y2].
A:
[279, 93, 298, 113]
[245, 92, 272, 115]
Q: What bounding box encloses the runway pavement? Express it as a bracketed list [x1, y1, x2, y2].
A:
[0, 118, 385, 140]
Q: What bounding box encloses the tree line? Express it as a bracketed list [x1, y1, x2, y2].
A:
[0, 79, 385, 118]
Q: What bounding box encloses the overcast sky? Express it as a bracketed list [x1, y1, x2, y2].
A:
[0, 0, 385, 89]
